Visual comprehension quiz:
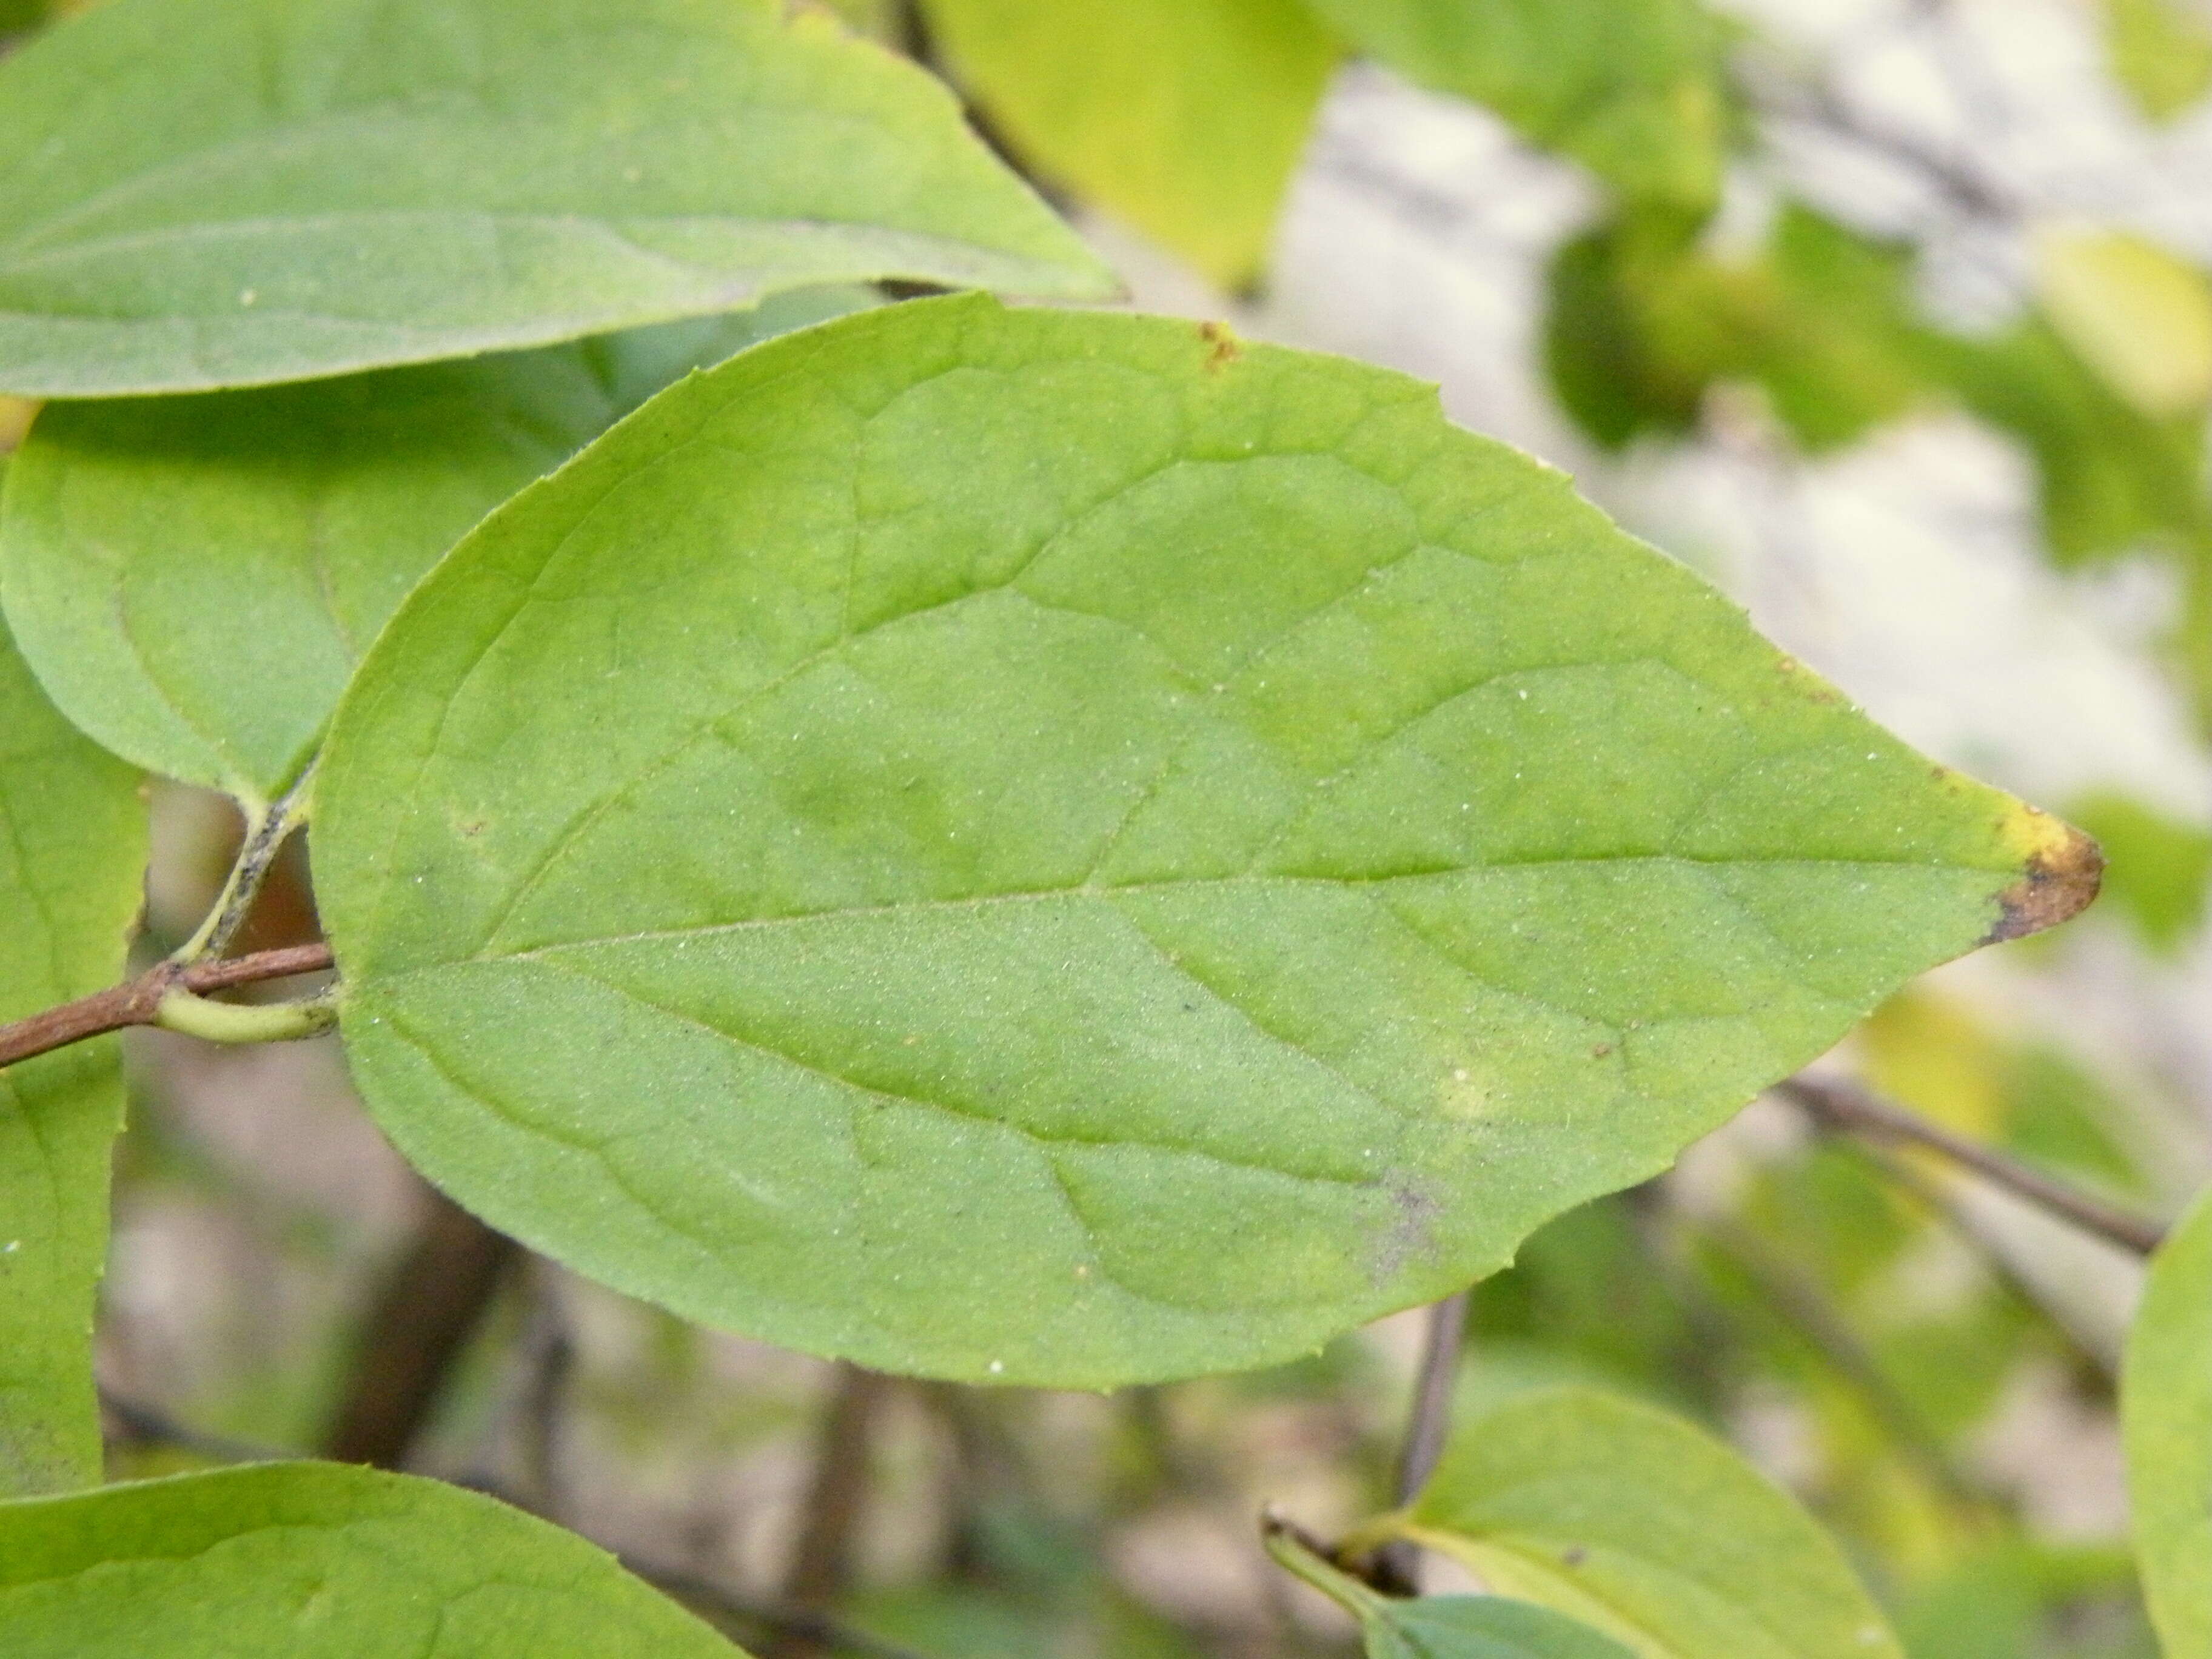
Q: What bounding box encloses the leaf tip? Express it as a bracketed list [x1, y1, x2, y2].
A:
[1983, 806, 2103, 943]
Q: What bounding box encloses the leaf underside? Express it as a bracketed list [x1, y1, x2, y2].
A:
[0, 0, 1107, 397]
[314, 294, 2094, 1389]
[0, 1463, 742, 1657]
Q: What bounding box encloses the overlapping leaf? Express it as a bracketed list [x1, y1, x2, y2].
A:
[2122, 1185, 2212, 1656]
[0, 289, 875, 804]
[0, 1463, 743, 1656]
[1387, 1388, 1906, 1658]
[315, 295, 2097, 1388]
[0, 0, 1108, 396]
[921, 0, 1339, 287]
[0, 576, 146, 1496]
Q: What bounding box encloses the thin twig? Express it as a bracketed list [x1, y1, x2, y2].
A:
[0, 942, 335, 1070]
[1374, 1290, 1470, 1593]
[99, 1386, 290, 1466]
[173, 770, 313, 965]
[1393, 1291, 1471, 1506]
[323, 1182, 520, 1468]
[1693, 1215, 1988, 1506]
[773, 1363, 891, 1657]
[1779, 1076, 2167, 1256]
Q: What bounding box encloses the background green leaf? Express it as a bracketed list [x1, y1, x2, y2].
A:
[0, 567, 146, 1496]
[1302, 0, 1732, 218]
[2103, 0, 2212, 123]
[0, 289, 875, 805]
[314, 294, 2094, 1389]
[0, 0, 1107, 397]
[0, 1461, 743, 1655]
[2122, 1184, 2212, 1657]
[1394, 1387, 1906, 1659]
[920, 0, 1339, 287]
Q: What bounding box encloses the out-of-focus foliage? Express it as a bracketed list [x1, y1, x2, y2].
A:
[921, 0, 1339, 285]
[2066, 793, 2212, 954]
[2102, 0, 2212, 122]
[1304, 0, 1734, 218]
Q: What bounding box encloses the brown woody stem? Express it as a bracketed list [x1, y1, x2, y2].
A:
[0, 943, 336, 1071]
[1779, 1075, 2167, 1256]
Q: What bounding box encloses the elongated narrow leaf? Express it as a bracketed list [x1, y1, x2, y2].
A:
[0, 1462, 743, 1656]
[1391, 1388, 1905, 1658]
[0, 0, 1108, 397]
[0, 573, 146, 1495]
[921, 0, 1339, 286]
[2123, 1184, 2212, 1655]
[1303, 0, 1731, 216]
[1269, 1520, 1632, 1658]
[0, 289, 876, 806]
[314, 295, 2098, 1389]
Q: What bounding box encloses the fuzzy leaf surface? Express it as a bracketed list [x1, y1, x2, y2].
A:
[315, 295, 2096, 1388]
[0, 575, 146, 1495]
[0, 0, 1107, 396]
[1395, 1389, 1905, 1658]
[2123, 1185, 2212, 1655]
[0, 1463, 742, 1656]
[0, 290, 874, 804]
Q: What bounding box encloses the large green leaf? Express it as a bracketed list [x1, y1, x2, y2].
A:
[1389, 1388, 1906, 1659]
[1303, 0, 1731, 217]
[2122, 1184, 2212, 1656]
[0, 1461, 743, 1655]
[313, 294, 2098, 1389]
[0, 0, 1108, 397]
[920, 0, 1338, 287]
[0, 571, 146, 1497]
[0, 289, 875, 806]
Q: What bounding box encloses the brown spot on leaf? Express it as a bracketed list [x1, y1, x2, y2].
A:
[1199, 320, 1241, 373]
[1563, 1547, 1588, 1567]
[1983, 816, 2103, 944]
[1590, 1042, 1614, 1059]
